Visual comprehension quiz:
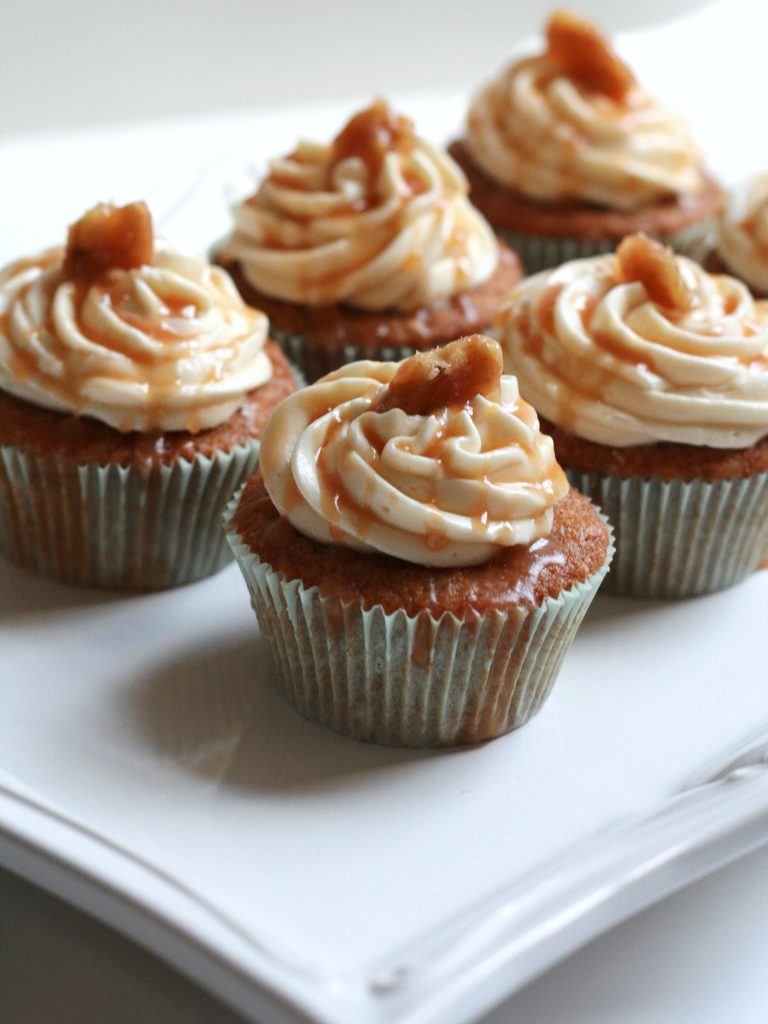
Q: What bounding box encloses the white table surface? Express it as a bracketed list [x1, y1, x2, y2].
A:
[2, 2, 768, 1021]
[4, 843, 768, 1024]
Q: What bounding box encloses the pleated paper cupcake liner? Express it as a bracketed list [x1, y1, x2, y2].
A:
[497, 219, 718, 276]
[270, 326, 432, 384]
[0, 440, 261, 590]
[224, 500, 614, 747]
[565, 469, 768, 599]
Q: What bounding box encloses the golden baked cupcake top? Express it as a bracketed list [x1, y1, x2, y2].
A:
[258, 334, 568, 567]
[221, 100, 499, 311]
[0, 202, 273, 433]
[464, 10, 706, 211]
[498, 233, 768, 448]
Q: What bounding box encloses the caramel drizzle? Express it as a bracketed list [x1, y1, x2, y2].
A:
[303, 384, 555, 555]
[516, 260, 768, 434]
[0, 260, 249, 427]
[255, 102, 425, 267]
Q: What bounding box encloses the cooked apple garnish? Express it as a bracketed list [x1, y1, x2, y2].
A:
[63, 201, 154, 280]
[545, 10, 636, 102]
[376, 335, 503, 416]
[616, 233, 694, 310]
[332, 100, 414, 173]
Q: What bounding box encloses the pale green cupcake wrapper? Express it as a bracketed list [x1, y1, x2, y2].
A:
[224, 497, 614, 747]
[497, 218, 718, 276]
[565, 469, 768, 599]
[271, 327, 504, 384]
[0, 440, 261, 590]
[271, 327, 427, 384]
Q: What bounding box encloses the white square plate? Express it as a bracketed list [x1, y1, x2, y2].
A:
[2, 560, 767, 1024]
[2, 15, 768, 1020]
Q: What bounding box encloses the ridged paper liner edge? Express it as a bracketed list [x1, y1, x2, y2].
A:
[224, 491, 614, 747]
[0, 440, 261, 590]
[565, 469, 768, 598]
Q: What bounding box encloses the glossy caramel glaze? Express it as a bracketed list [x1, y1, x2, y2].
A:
[331, 100, 414, 186]
[545, 10, 636, 102]
[449, 141, 724, 239]
[0, 340, 296, 467]
[616, 233, 694, 309]
[63, 202, 154, 280]
[232, 477, 609, 615]
[376, 335, 502, 415]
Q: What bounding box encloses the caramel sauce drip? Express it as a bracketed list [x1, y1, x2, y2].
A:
[303, 342, 509, 556]
[315, 412, 377, 543]
[517, 289, 610, 434]
[376, 335, 503, 416]
[490, 535, 567, 610]
[0, 250, 62, 362]
[2, 249, 62, 281]
[7, 346, 38, 386]
[331, 100, 415, 188]
[591, 328, 657, 375]
[101, 282, 200, 345]
[56, 277, 191, 371]
[299, 340, 564, 560]
[545, 10, 636, 102]
[616, 233, 695, 311]
[410, 616, 434, 666]
[743, 317, 763, 337]
[415, 416, 471, 462]
[576, 290, 601, 331]
[1, 205, 264, 433]
[740, 208, 765, 238]
[62, 201, 154, 281]
[424, 521, 450, 552]
[535, 282, 563, 336]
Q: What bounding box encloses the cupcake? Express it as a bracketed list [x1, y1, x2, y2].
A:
[215, 99, 523, 382]
[449, 10, 723, 274]
[711, 174, 768, 297]
[497, 233, 768, 597]
[225, 335, 613, 747]
[0, 201, 298, 589]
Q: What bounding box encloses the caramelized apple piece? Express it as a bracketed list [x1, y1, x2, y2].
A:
[616, 233, 694, 310]
[332, 100, 414, 176]
[545, 10, 636, 102]
[63, 201, 154, 280]
[376, 335, 503, 416]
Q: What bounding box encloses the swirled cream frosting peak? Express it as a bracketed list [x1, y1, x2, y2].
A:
[464, 10, 705, 210]
[259, 335, 568, 567]
[0, 201, 273, 433]
[224, 100, 499, 311]
[718, 175, 768, 296]
[498, 233, 768, 449]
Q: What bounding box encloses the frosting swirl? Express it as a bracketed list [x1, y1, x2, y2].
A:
[464, 13, 704, 211]
[718, 175, 768, 296]
[498, 245, 768, 449]
[224, 101, 498, 311]
[0, 208, 272, 433]
[259, 339, 568, 568]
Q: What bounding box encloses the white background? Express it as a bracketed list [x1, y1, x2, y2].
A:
[0, 0, 719, 136]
